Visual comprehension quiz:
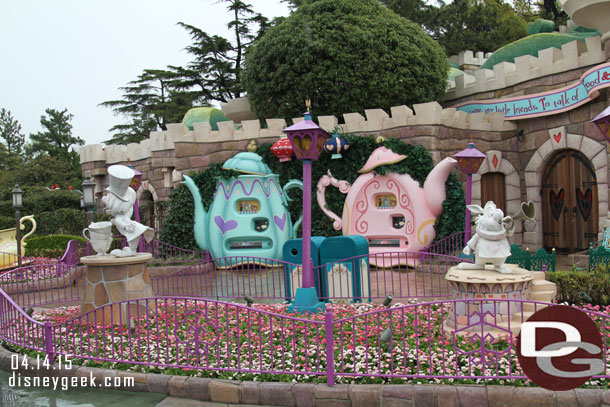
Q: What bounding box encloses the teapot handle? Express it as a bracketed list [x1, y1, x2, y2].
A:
[283, 180, 303, 237]
[316, 170, 350, 230]
[19, 215, 37, 243]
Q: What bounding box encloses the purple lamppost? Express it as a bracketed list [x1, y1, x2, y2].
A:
[12, 184, 23, 268]
[453, 142, 486, 242]
[129, 168, 144, 251]
[283, 100, 330, 314]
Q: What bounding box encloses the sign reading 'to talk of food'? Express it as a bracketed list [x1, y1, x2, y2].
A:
[455, 62, 610, 120]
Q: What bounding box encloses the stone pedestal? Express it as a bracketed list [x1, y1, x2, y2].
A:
[444, 264, 534, 337]
[81, 253, 155, 325]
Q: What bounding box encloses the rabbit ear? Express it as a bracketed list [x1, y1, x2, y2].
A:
[466, 204, 484, 215]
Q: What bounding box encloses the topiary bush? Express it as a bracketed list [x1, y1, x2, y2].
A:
[243, 0, 448, 120]
[160, 135, 465, 251]
[480, 32, 600, 70]
[25, 234, 86, 258]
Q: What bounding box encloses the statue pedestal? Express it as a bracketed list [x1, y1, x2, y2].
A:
[444, 264, 534, 337]
[80, 253, 154, 325]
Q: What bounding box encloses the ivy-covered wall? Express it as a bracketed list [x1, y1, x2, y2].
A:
[160, 135, 465, 251]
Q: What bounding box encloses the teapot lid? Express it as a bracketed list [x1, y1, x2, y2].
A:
[358, 147, 407, 173]
[222, 152, 273, 176]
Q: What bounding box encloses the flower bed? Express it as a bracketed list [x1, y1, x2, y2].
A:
[3, 300, 609, 387]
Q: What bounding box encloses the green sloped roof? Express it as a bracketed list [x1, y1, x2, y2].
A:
[480, 31, 599, 71]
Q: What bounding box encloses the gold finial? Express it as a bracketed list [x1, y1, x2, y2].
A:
[247, 139, 258, 152]
[375, 135, 387, 144]
[305, 99, 311, 113]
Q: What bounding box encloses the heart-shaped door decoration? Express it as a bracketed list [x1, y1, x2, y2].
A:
[576, 188, 592, 220]
[549, 189, 564, 221]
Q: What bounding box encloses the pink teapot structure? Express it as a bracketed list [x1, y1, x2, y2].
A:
[316, 147, 458, 266]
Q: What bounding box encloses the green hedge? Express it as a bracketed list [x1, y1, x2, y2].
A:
[25, 234, 86, 258]
[160, 135, 465, 251]
[547, 269, 610, 306]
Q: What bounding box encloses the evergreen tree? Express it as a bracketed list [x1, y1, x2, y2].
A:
[28, 108, 83, 170]
[0, 108, 25, 157]
[100, 69, 199, 145]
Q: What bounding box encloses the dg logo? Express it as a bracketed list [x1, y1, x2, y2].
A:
[517, 305, 604, 391]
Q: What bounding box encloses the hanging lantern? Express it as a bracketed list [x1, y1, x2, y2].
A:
[271, 135, 294, 162]
[324, 133, 350, 159]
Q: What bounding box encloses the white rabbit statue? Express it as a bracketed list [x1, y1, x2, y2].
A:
[458, 201, 516, 274]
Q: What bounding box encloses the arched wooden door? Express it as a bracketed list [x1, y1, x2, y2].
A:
[481, 172, 506, 215]
[541, 150, 598, 253]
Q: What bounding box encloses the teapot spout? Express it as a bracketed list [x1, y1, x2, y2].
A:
[424, 157, 458, 216]
[182, 175, 210, 251]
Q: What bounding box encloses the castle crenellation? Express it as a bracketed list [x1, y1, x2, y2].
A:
[446, 36, 605, 101]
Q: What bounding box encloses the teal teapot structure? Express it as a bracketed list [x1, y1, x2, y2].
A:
[183, 152, 303, 266]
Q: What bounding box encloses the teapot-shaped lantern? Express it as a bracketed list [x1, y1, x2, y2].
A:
[183, 152, 303, 266]
[317, 147, 457, 266]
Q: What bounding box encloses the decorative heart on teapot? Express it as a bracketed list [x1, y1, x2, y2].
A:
[214, 215, 238, 235]
[576, 188, 592, 220]
[274, 214, 287, 231]
[549, 189, 564, 221]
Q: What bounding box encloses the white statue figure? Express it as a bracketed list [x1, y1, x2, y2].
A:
[458, 201, 516, 274]
[102, 165, 154, 257]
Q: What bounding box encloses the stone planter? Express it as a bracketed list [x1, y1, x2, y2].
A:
[80, 253, 155, 325]
[444, 264, 534, 337]
[220, 97, 257, 123]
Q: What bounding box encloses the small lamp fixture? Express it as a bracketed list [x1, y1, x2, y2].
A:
[282, 99, 330, 161]
[129, 167, 143, 191]
[383, 294, 394, 308]
[81, 176, 96, 211]
[324, 133, 350, 159]
[592, 105, 610, 141]
[11, 184, 23, 210]
[271, 135, 294, 162]
[453, 142, 486, 175]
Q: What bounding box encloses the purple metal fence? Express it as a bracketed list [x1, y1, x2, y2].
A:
[3, 294, 610, 384]
[0, 263, 84, 308]
[59, 240, 87, 266]
[82, 238, 209, 267]
[152, 257, 299, 301]
[152, 252, 468, 302]
[425, 232, 466, 257]
[0, 251, 19, 271]
[141, 239, 209, 266]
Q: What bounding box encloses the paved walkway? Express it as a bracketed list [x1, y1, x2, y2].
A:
[155, 398, 273, 407]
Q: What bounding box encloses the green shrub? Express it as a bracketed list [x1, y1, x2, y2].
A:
[161, 135, 465, 250]
[480, 32, 599, 70]
[243, 0, 448, 120]
[547, 269, 610, 306]
[35, 208, 88, 236]
[25, 234, 86, 258]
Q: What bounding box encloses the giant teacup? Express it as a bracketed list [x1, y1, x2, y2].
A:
[83, 221, 113, 256]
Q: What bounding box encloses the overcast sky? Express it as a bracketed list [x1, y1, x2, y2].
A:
[0, 0, 290, 147]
